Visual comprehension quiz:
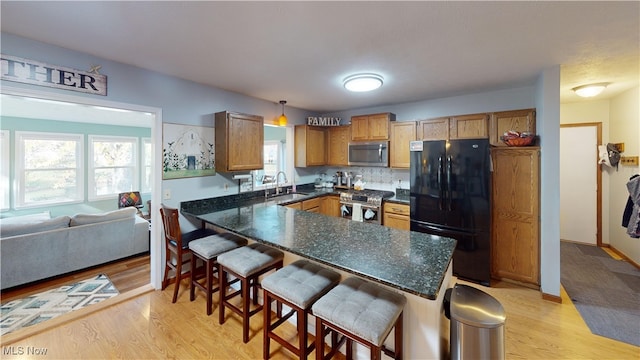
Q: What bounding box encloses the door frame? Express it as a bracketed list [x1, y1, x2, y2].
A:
[560, 122, 602, 246]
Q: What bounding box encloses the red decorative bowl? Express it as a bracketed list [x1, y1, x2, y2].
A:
[502, 135, 535, 146]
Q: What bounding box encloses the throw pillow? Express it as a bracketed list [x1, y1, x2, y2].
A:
[70, 207, 136, 227]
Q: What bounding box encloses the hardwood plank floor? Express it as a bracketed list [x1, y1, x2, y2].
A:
[1, 255, 638, 359]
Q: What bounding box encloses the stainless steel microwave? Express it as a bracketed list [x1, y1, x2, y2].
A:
[348, 141, 389, 167]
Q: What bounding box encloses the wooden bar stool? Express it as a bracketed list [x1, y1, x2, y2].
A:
[312, 277, 406, 360]
[159, 204, 218, 303]
[189, 232, 247, 315]
[218, 243, 284, 343]
[262, 259, 341, 359]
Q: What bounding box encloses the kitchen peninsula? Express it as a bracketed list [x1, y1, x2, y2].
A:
[181, 191, 456, 359]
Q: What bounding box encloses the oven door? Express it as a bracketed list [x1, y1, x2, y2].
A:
[340, 202, 381, 224]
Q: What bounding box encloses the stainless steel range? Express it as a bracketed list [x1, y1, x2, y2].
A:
[339, 189, 394, 224]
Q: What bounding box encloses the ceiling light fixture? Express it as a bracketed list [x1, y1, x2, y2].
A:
[572, 82, 610, 98]
[278, 100, 287, 126]
[343, 73, 383, 92]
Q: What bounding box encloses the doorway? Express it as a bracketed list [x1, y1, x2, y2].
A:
[559, 123, 602, 246]
[0, 85, 162, 289]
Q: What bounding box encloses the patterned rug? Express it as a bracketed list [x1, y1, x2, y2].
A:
[1, 274, 119, 336]
[561, 242, 640, 346]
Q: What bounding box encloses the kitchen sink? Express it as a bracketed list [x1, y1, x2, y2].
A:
[264, 192, 311, 205]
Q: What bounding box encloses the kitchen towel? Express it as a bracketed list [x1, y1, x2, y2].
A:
[352, 203, 364, 222]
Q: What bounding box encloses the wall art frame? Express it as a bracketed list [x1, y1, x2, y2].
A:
[162, 123, 215, 179]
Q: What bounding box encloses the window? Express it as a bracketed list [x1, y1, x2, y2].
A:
[141, 138, 152, 193]
[1, 130, 9, 210]
[254, 140, 284, 187]
[15, 131, 83, 208]
[89, 135, 138, 200]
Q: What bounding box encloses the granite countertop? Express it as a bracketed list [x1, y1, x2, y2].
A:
[182, 191, 454, 300]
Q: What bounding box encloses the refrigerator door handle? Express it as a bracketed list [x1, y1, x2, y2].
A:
[447, 155, 453, 211]
[438, 156, 444, 210]
[411, 222, 475, 237]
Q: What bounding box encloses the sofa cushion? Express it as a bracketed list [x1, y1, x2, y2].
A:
[70, 207, 136, 227]
[0, 211, 51, 225]
[0, 215, 71, 238]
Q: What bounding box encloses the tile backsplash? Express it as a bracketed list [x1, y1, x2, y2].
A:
[323, 167, 410, 191]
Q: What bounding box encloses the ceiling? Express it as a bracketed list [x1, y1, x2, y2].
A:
[1, 1, 638, 113]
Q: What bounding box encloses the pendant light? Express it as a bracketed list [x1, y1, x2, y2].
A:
[278, 100, 287, 126]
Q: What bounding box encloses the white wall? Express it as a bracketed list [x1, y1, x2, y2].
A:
[560, 87, 640, 265]
[609, 86, 640, 264]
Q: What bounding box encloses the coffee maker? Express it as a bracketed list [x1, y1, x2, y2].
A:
[335, 171, 343, 186]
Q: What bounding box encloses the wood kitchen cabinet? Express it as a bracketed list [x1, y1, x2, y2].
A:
[490, 109, 536, 146]
[320, 195, 341, 217]
[418, 113, 488, 141]
[390, 121, 416, 168]
[327, 126, 350, 166]
[383, 202, 410, 230]
[449, 113, 488, 139]
[350, 112, 396, 141]
[285, 197, 321, 213]
[295, 125, 326, 167]
[491, 147, 540, 286]
[418, 117, 449, 141]
[215, 111, 263, 172]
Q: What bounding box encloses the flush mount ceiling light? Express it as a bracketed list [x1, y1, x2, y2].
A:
[343, 73, 383, 92]
[278, 100, 287, 126]
[572, 82, 610, 98]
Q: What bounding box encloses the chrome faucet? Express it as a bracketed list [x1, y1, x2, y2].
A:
[275, 171, 288, 195]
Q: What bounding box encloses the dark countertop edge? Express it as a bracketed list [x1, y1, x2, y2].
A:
[190, 213, 444, 300]
[181, 185, 409, 215]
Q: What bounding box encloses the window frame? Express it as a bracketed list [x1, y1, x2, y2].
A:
[1, 130, 10, 210]
[14, 131, 84, 208]
[88, 134, 139, 201]
[141, 137, 152, 193]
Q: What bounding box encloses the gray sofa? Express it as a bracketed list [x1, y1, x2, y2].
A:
[0, 207, 149, 290]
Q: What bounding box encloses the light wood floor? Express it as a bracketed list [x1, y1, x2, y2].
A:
[1, 254, 638, 359]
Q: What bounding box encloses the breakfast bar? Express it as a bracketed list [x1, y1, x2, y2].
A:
[182, 195, 456, 359]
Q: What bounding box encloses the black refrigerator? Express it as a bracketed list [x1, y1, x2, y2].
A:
[409, 139, 491, 285]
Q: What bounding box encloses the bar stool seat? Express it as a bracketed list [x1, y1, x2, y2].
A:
[218, 243, 284, 343]
[262, 259, 341, 359]
[189, 232, 248, 315]
[312, 277, 406, 360]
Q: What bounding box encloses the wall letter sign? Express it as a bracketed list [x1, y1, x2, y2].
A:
[307, 117, 342, 126]
[1, 54, 107, 96]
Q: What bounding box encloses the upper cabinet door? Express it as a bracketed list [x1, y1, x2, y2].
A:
[390, 121, 416, 168]
[350, 112, 395, 141]
[449, 113, 488, 139]
[215, 111, 264, 172]
[490, 109, 536, 146]
[350, 115, 370, 141]
[418, 117, 449, 140]
[327, 126, 350, 166]
[295, 125, 327, 167]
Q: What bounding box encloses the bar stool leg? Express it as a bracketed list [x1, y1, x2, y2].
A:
[205, 258, 214, 315]
[218, 264, 227, 325]
[242, 276, 251, 343]
[315, 317, 324, 360]
[263, 291, 272, 359]
[298, 307, 308, 360]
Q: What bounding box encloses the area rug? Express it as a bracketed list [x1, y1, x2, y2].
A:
[1, 274, 118, 336]
[560, 242, 640, 346]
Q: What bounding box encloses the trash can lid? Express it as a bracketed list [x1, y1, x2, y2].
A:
[450, 284, 506, 328]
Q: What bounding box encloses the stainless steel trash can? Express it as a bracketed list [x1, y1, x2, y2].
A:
[449, 284, 506, 360]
